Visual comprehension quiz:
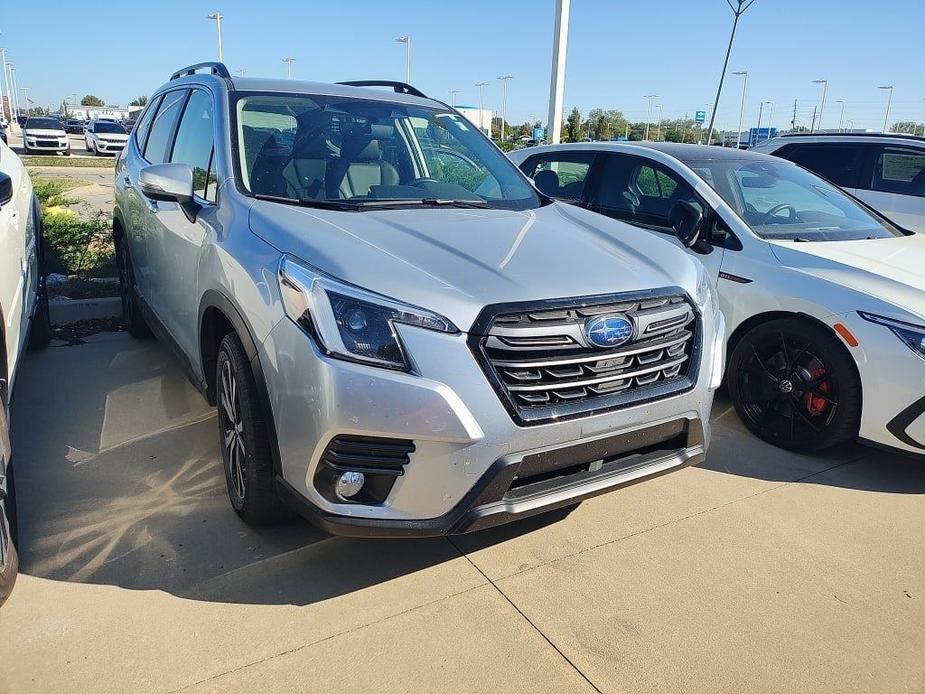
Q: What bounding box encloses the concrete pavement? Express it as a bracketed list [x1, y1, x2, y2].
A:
[0, 332, 923, 693]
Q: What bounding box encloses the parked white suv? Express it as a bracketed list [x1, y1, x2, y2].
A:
[0, 139, 51, 607]
[22, 117, 70, 156]
[752, 133, 925, 233]
[85, 120, 129, 156]
[511, 142, 925, 458]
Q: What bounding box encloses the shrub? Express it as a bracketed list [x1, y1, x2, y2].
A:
[43, 211, 114, 278]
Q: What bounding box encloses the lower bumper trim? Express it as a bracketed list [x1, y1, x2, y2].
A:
[276, 417, 706, 538]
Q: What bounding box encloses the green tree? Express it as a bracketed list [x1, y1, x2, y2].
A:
[81, 95, 104, 107]
[891, 121, 922, 135]
[564, 107, 581, 142]
[129, 95, 149, 107]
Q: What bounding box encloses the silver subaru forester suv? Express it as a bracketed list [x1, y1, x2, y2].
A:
[114, 62, 724, 536]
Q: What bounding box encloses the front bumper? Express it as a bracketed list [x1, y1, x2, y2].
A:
[838, 313, 925, 456]
[259, 305, 718, 535]
[96, 140, 126, 153]
[25, 138, 68, 152]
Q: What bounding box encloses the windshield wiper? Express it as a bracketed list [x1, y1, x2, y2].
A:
[253, 193, 359, 211]
[348, 198, 489, 209]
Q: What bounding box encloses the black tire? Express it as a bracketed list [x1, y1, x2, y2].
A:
[5, 459, 16, 547]
[27, 281, 51, 351]
[115, 236, 151, 338]
[216, 332, 284, 524]
[728, 317, 862, 452]
[63, 148, 71, 156]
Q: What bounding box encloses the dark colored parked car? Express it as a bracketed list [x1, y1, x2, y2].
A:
[64, 119, 86, 134]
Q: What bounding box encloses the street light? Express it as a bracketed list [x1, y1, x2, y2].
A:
[283, 56, 295, 80]
[237, 68, 246, 77]
[811, 79, 827, 132]
[394, 36, 411, 83]
[878, 85, 894, 133]
[206, 12, 224, 62]
[731, 70, 748, 148]
[0, 49, 10, 125]
[655, 104, 663, 141]
[756, 100, 772, 144]
[20, 86, 30, 116]
[643, 94, 658, 141]
[835, 99, 847, 132]
[475, 81, 489, 135]
[705, 0, 759, 146]
[497, 75, 513, 143]
[448, 89, 460, 108]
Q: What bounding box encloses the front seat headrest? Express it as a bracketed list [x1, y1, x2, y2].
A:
[533, 169, 560, 197]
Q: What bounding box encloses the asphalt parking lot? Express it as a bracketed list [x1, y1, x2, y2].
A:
[0, 330, 923, 693]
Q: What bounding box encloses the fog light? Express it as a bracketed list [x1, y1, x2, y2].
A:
[334, 471, 365, 500]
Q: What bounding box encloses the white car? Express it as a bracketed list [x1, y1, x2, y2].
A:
[752, 133, 925, 234]
[0, 139, 51, 606]
[22, 117, 70, 155]
[85, 120, 129, 156]
[510, 142, 925, 458]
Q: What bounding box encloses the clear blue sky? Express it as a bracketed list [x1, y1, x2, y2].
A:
[3, 0, 923, 131]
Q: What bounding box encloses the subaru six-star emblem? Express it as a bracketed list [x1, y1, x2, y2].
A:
[585, 314, 634, 349]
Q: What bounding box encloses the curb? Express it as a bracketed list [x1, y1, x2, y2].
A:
[49, 296, 121, 325]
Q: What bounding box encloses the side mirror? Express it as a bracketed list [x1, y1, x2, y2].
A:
[669, 200, 704, 249]
[139, 163, 200, 222]
[0, 172, 12, 208]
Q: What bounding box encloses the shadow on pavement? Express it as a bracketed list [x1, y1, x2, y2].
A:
[8, 332, 565, 606]
[705, 392, 925, 494]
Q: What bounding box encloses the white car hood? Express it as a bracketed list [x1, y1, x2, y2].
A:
[24, 128, 66, 137]
[96, 132, 128, 140]
[249, 200, 701, 331]
[769, 235, 925, 320]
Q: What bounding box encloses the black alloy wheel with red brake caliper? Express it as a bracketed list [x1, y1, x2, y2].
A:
[728, 318, 862, 452]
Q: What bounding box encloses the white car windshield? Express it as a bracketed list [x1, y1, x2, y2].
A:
[25, 117, 64, 131]
[232, 92, 543, 211]
[687, 158, 903, 241]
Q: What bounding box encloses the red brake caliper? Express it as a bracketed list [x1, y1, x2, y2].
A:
[803, 367, 831, 416]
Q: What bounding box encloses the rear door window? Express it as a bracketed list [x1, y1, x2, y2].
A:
[143, 90, 188, 164]
[776, 143, 865, 188]
[870, 146, 925, 198]
[519, 151, 596, 202]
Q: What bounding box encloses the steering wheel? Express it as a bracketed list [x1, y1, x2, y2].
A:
[759, 203, 798, 224]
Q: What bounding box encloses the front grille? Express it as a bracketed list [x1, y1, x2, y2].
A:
[470, 291, 700, 425]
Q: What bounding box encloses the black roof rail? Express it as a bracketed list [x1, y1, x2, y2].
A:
[170, 62, 232, 81]
[337, 80, 427, 99]
[779, 131, 924, 141]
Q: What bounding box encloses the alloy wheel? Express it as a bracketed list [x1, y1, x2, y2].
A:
[220, 359, 246, 502]
[735, 331, 839, 442]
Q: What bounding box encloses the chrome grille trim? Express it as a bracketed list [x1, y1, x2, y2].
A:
[468, 289, 701, 425]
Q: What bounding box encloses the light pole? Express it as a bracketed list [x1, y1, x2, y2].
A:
[878, 85, 894, 133]
[655, 104, 663, 141]
[0, 49, 9, 125]
[546, 0, 570, 145]
[732, 70, 747, 148]
[811, 79, 827, 131]
[756, 100, 772, 144]
[20, 86, 29, 116]
[835, 99, 846, 132]
[920, 99, 925, 137]
[643, 94, 658, 141]
[705, 0, 759, 146]
[206, 12, 224, 61]
[475, 81, 488, 135]
[9, 65, 19, 118]
[237, 68, 246, 77]
[394, 36, 411, 83]
[448, 89, 460, 108]
[283, 57, 295, 80]
[498, 75, 513, 143]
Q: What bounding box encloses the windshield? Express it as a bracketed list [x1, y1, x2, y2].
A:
[26, 117, 64, 130]
[686, 158, 902, 241]
[95, 121, 126, 134]
[232, 92, 542, 210]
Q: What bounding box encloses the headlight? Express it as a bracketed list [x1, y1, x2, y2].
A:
[279, 256, 457, 371]
[858, 311, 925, 360]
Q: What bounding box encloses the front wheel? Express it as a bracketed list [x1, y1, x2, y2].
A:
[216, 332, 285, 524]
[27, 281, 51, 350]
[728, 318, 862, 452]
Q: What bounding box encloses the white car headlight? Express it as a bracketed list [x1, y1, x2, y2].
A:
[279, 255, 457, 371]
[858, 312, 925, 360]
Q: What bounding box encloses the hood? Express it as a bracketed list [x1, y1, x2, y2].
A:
[769, 235, 925, 320]
[97, 133, 128, 141]
[249, 200, 700, 330]
[24, 128, 66, 137]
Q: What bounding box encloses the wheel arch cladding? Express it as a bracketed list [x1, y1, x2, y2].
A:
[198, 290, 260, 406]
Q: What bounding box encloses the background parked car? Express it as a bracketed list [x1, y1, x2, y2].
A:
[85, 120, 128, 156]
[22, 117, 70, 155]
[64, 119, 86, 134]
[510, 142, 925, 458]
[0, 138, 51, 607]
[753, 133, 925, 233]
